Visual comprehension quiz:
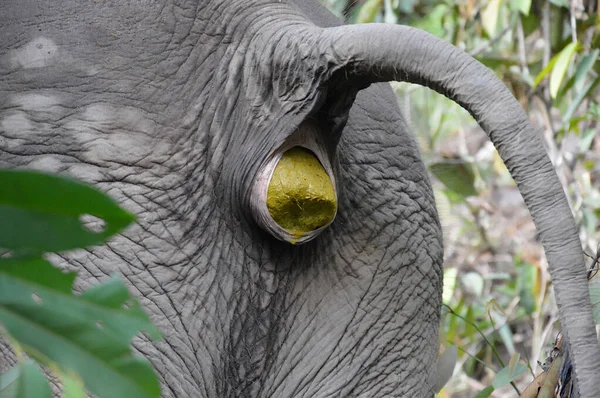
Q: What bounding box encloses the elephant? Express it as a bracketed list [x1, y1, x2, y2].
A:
[1, 0, 599, 396]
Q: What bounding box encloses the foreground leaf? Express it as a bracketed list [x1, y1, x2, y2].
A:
[0, 257, 161, 398]
[62, 372, 86, 398]
[0, 170, 135, 253]
[15, 362, 52, 398]
[0, 362, 52, 398]
[0, 364, 20, 397]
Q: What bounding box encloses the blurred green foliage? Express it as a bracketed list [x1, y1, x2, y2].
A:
[0, 171, 161, 398]
[320, 0, 599, 396]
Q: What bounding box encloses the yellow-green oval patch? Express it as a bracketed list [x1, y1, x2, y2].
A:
[267, 147, 336, 237]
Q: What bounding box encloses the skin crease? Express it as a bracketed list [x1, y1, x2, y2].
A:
[0, 1, 597, 397]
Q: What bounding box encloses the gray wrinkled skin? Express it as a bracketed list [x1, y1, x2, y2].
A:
[1, 0, 598, 397]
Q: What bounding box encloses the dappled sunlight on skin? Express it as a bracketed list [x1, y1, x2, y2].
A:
[0, 113, 34, 149]
[9, 93, 63, 113]
[1, 92, 174, 176]
[62, 103, 172, 163]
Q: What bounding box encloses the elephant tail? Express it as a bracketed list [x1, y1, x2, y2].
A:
[310, 22, 599, 397]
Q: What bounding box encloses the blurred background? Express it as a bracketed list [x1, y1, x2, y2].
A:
[318, 0, 600, 396]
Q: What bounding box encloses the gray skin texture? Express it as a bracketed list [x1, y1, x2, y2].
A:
[0, 0, 598, 397]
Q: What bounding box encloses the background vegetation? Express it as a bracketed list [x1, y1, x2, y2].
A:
[318, 0, 600, 396]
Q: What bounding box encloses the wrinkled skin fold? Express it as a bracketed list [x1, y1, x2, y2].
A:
[1, 0, 598, 397]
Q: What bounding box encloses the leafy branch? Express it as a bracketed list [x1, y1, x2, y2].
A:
[0, 170, 161, 398]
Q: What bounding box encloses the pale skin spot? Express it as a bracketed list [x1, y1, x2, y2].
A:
[80, 104, 111, 123]
[0, 96, 170, 177]
[26, 156, 63, 173]
[10, 37, 59, 69]
[61, 164, 105, 184]
[1, 93, 64, 147]
[62, 103, 171, 163]
[0, 113, 35, 147]
[11, 93, 62, 113]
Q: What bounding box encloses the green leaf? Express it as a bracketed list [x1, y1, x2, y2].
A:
[518, 262, 537, 314]
[562, 76, 600, 123]
[15, 362, 52, 398]
[0, 257, 161, 341]
[481, 0, 502, 36]
[0, 170, 135, 253]
[318, 0, 347, 18]
[533, 54, 561, 88]
[574, 50, 599, 92]
[429, 162, 478, 197]
[80, 278, 162, 341]
[357, 0, 383, 23]
[582, 209, 597, 236]
[580, 128, 598, 152]
[508, 353, 520, 375]
[475, 56, 519, 70]
[549, 42, 579, 98]
[0, 365, 20, 398]
[436, 345, 457, 392]
[61, 372, 86, 398]
[412, 4, 449, 38]
[0, 257, 161, 398]
[492, 362, 527, 389]
[474, 385, 495, 398]
[396, 0, 416, 14]
[442, 267, 458, 305]
[499, 324, 516, 355]
[510, 0, 531, 15]
[521, 12, 540, 36]
[464, 307, 476, 339]
[548, 47, 594, 102]
[547, 0, 568, 7]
